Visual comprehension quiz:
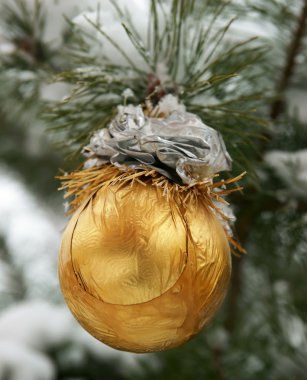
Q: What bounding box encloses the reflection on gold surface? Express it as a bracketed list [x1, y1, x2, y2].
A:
[59, 180, 231, 353]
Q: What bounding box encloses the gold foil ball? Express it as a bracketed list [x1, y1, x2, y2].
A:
[59, 180, 231, 353]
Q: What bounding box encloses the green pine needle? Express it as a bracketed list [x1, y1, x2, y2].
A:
[43, 0, 271, 173]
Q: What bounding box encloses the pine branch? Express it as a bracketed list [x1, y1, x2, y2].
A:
[0, 0, 49, 64]
[46, 0, 269, 173]
[0, 0, 64, 123]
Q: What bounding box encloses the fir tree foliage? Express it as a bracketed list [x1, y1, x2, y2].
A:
[47, 0, 270, 174]
[1, 0, 48, 64]
[0, 0, 44, 117]
[0, 0, 66, 195]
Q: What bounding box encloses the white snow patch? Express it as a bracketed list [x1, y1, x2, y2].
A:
[157, 94, 186, 114]
[40, 82, 72, 102]
[0, 302, 75, 351]
[122, 88, 135, 100]
[0, 41, 15, 55]
[286, 89, 307, 123]
[228, 18, 276, 40]
[283, 315, 306, 348]
[0, 340, 55, 380]
[212, 199, 236, 237]
[0, 301, 148, 375]
[1, 0, 80, 46]
[0, 167, 63, 299]
[264, 149, 307, 199]
[72, 0, 167, 71]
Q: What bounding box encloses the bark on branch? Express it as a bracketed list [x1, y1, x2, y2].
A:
[271, 0, 307, 119]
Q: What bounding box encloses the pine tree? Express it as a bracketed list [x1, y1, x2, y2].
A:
[0, 1, 307, 379]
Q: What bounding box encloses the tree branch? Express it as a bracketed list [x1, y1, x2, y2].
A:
[225, 1, 307, 333]
[224, 209, 254, 332]
[270, 0, 307, 119]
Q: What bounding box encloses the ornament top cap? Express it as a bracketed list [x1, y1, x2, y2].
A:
[83, 96, 232, 184]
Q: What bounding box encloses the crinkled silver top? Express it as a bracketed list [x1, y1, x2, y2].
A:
[83, 105, 232, 185]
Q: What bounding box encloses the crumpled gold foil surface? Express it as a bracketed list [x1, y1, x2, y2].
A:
[59, 181, 231, 353]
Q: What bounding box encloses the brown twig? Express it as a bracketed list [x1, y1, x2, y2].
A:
[212, 347, 227, 380]
[225, 0, 307, 333]
[224, 209, 254, 331]
[270, 0, 307, 119]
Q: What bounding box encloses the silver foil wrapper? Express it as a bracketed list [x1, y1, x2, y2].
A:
[83, 105, 232, 185]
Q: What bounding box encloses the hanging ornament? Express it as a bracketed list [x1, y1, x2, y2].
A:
[58, 97, 244, 353]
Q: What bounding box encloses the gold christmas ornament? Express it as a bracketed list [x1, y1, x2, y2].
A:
[58, 103, 245, 353]
[59, 166, 244, 353]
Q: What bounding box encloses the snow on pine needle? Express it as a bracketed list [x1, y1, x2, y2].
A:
[47, 0, 270, 174]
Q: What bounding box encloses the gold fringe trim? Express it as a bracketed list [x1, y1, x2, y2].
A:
[57, 165, 246, 255]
